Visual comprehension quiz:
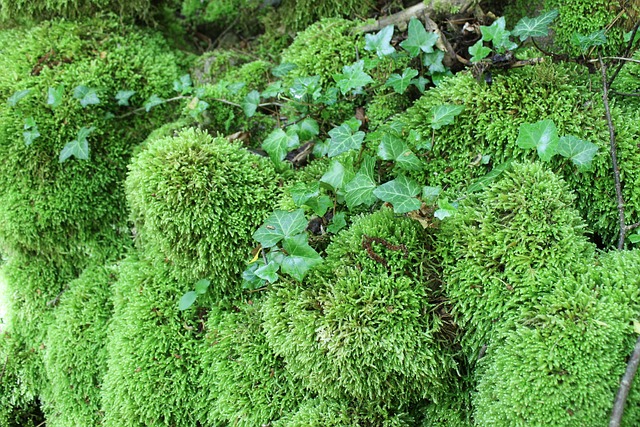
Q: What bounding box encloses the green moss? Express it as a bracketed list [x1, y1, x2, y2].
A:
[42, 265, 116, 427]
[200, 299, 304, 426]
[366, 92, 412, 129]
[0, 18, 183, 258]
[181, 0, 264, 32]
[278, 0, 373, 32]
[474, 276, 634, 426]
[101, 255, 210, 427]
[125, 128, 280, 298]
[437, 161, 595, 361]
[401, 61, 640, 245]
[0, 0, 155, 23]
[262, 208, 457, 407]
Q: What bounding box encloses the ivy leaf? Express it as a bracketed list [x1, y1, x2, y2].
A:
[629, 233, 640, 244]
[557, 135, 599, 170]
[423, 50, 446, 73]
[226, 82, 246, 94]
[327, 212, 347, 234]
[572, 30, 607, 52]
[242, 90, 261, 117]
[290, 76, 322, 100]
[344, 156, 377, 209]
[262, 81, 283, 98]
[517, 119, 559, 162]
[272, 62, 297, 77]
[400, 18, 439, 57]
[434, 198, 457, 220]
[377, 133, 422, 171]
[194, 279, 210, 295]
[178, 291, 198, 310]
[173, 74, 193, 94]
[253, 209, 308, 248]
[480, 17, 518, 52]
[292, 117, 320, 140]
[47, 85, 64, 108]
[512, 9, 559, 41]
[334, 60, 374, 95]
[281, 234, 322, 281]
[23, 117, 40, 146]
[115, 90, 135, 106]
[373, 175, 422, 213]
[255, 261, 280, 283]
[290, 182, 320, 207]
[73, 85, 100, 108]
[422, 186, 441, 203]
[144, 94, 164, 112]
[8, 89, 31, 106]
[411, 76, 430, 93]
[430, 104, 465, 129]
[328, 121, 365, 157]
[469, 40, 491, 62]
[385, 68, 419, 94]
[321, 159, 349, 191]
[306, 195, 333, 217]
[59, 126, 94, 163]
[365, 25, 396, 57]
[262, 128, 300, 165]
[468, 161, 512, 193]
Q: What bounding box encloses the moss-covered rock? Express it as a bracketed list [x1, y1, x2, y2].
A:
[0, 0, 157, 23]
[278, 0, 373, 32]
[42, 265, 116, 427]
[437, 161, 595, 360]
[0, 18, 184, 258]
[125, 128, 280, 297]
[262, 208, 457, 407]
[101, 255, 210, 427]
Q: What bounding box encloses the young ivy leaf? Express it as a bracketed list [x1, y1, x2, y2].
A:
[469, 40, 491, 63]
[430, 104, 465, 130]
[253, 209, 308, 248]
[226, 82, 246, 95]
[373, 175, 422, 214]
[242, 90, 261, 117]
[328, 121, 365, 157]
[327, 212, 347, 234]
[434, 198, 457, 220]
[73, 85, 100, 107]
[385, 68, 419, 94]
[411, 76, 430, 93]
[8, 89, 31, 106]
[629, 233, 640, 244]
[194, 279, 210, 295]
[572, 30, 607, 52]
[262, 81, 283, 98]
[290, 76, 322, 100]
[187, 98, 209, 118]
[557, 135, 599, 171]
[400, 18, 439, 57]
[262, 128, 300, 165]
[255, 261, 280, 284]
[23, 117, 40, 146]
[480, 17, 517, 52]
[344, 156, 377, 209]
[178, 291, 198, 310]
[115, 90, 136, 106]
[517, 119, 559, 162]
[280, 233, 322, 281]
[47, 85, 64, 108]
[422, 186, 441, 203]
[512, 9, 559, 41]
[333, 60, 374, 95]
[59, 126, 95, 163]
[144, 94, 164, 112]
[423, 50, 446, 73]
[290, 182, 320, 207]
[291, 117, 320, 141]
[306, 195, 333, 217]
[272, 62, 297, 78]
[173, 74, 193, 94]
[377, 133, 422, 171]
[364, 24, 396, 57]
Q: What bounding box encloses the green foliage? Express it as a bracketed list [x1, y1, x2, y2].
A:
[199, 299, 304, 426]
[101, 255, 210, 427]
[0, 18, 183, 257]
[262, 208, 457, 406]
[437, 161, 595, 361]
[277, 0, 374, 32]
[42, 265, 116, 427]
[0, 0, 154, 22]
[180, 0, 262, 29]
[125, 128, 280, 297]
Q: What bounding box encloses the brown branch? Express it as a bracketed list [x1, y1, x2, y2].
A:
[599, 55, 628, 249]
[608, 19, 640, 88]
[356, 1, 473, 33]
[612, 91, 640, 97]
[610, 335, 640, 427]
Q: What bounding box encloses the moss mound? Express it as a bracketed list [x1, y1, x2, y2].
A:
[0, 0, 157, 23]
[125, 128, 280, 296]
[0, 18, 184, 257]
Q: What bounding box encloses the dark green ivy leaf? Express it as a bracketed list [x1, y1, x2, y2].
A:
[253, 209, 308, 248]
[292, 117, 320, 140]
[385, 68, 419, 94]
[8, 89, 31, 106]
[410, 76, 430, 93]
[290, 182, 320, 206]
[400, 18, 439, 57]
[272, 62, 297, 77]
[377, 133, 422, 171]
[59, 126, 94, 163]
[262, 81, 283, 98]
[173, 74, 193, 94]
[115, 90, 135, 106]
[467, 161, 512, 193]
[373, 175, 422, 214]
[328, 121, 365, 157]
[333, 60, 374, 95]
[430, 104, 465, 129]
[143, 94, 164, 112]
[242, 90, 261, 117]
[344, 156, 377, 209]
[255, 261, 280, 283]
[262, 128, 300, 165]
[327, 212, 347, 234]
[480, 17, 518, 52]
[290, 76, 322, 100]
[281, 233, 322, 281]
[423, 50, 446, 73]
[73, 85, 100, 108]
[571, 30, 607, 52]
[306, 195, 333, 217]
[364, 25, 396, 57]
[512, 9, 559, 41]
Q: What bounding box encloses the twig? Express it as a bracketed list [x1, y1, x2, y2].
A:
[610, 335, 640, 427]
[612, 91, 640, 97]
[598, 55, 628, 249]
[608, 19, 640, 88]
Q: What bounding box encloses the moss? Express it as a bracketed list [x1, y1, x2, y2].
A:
[262, 208, 457, 407]
[0, 0, 155, 23]
[366, 92, 412, 129]
[181, 0, 264, 33]
[0, 18, 183, 258]
[401, 60, 640, 245]
[101, 255, 210, 427]
[278, 0, 374, 32]
[42, 265, 116, 427]
[125, 128, 280, 298]
[200, 299, 304, 426]
[437, 161, 595, 361]
[474, 275, 634, 426]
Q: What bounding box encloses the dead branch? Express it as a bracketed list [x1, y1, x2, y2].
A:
[610, 335, 640, 427]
